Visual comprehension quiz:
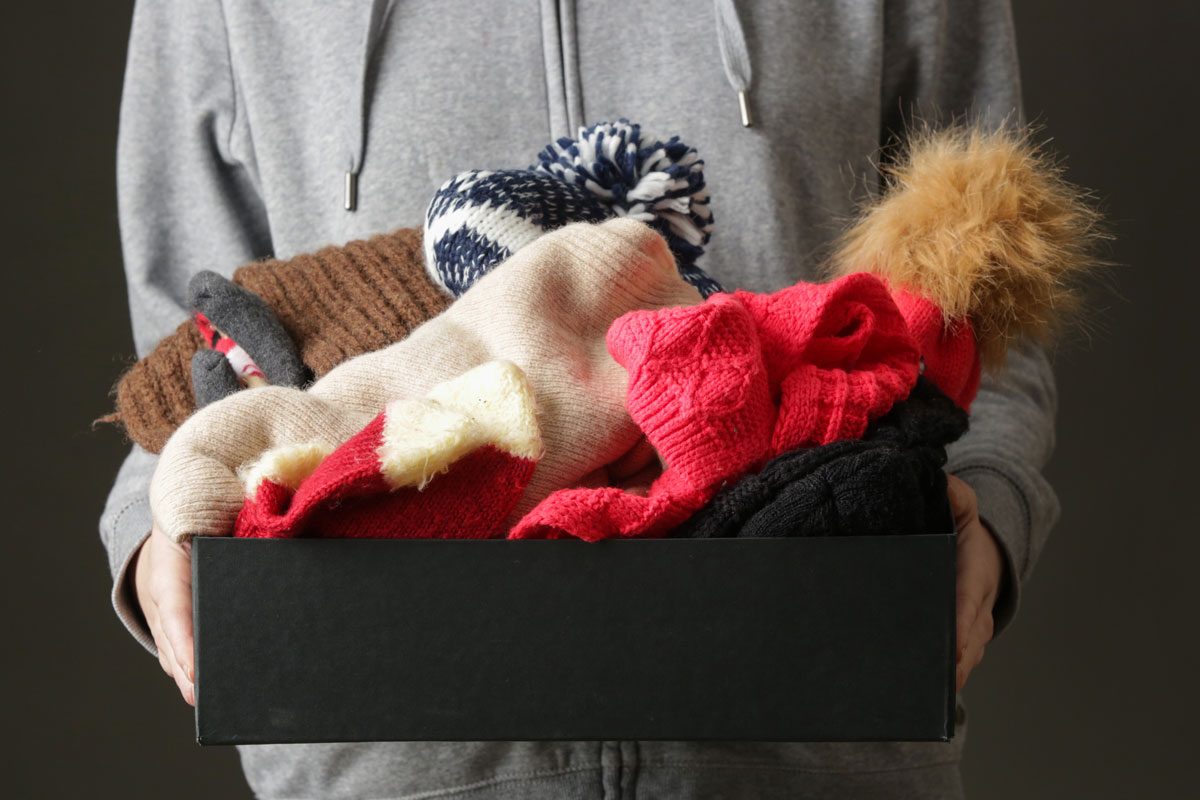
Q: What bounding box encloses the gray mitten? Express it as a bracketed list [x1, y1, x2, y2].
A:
[187, 270, 307, 387]
[191, 349, 242, 408]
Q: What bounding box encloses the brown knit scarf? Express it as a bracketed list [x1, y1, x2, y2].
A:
[105, 227, 449, 453]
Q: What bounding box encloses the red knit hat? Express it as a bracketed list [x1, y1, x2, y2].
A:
[510, 273, 920, 541]
[890, 289, 980, 409]
[831, 125, 1103, 408]
[235, 361, 542, 539]
[733, 272, 921, 449]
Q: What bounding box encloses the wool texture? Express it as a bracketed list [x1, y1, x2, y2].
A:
[891, 289, 980, 409]
[149, 219, 701, 543]
[108, 319, 206, 451]
[830, 124, 1103, 399]
[510, 272, 921, 541]
[108, 227, 447, 453]
[425, 120, 721, 297]
[677, 378, 969, 539]
[191, 349, 242, 408]
[237, 227, 449, 375]
[235, 361, 541, 539]
[188, 270, 306, 387]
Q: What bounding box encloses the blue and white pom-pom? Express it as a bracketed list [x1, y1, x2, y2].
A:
[424, 120, 721, 298]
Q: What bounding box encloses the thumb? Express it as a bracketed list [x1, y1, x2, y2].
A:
[151, 527, 196, 704]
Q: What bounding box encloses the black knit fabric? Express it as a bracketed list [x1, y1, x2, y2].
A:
[676, 378, 970, 539]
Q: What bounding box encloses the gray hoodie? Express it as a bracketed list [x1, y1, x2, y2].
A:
[102, 1, 1054, 797]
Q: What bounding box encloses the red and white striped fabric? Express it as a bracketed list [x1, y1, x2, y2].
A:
[194, 312, 267, 385]
[233, 361, 542, 539]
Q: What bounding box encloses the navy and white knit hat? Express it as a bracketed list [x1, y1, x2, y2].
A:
[424, 120, 721, 297]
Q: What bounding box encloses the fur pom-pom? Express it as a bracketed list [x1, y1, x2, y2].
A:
[536, 119, 716, 290]
[831, 125, 1103, 366]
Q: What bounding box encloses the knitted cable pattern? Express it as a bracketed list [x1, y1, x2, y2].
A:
[676, 378, 969, 539]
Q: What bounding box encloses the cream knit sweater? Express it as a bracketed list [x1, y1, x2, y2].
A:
[149, 219, 701, 542]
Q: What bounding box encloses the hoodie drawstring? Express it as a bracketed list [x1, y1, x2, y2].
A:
[713, 0, 754, 127]
[346, 0, 392, 211]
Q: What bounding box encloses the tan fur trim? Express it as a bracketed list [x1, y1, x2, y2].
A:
[831, 125, 1104, 366]
[378, 361, 542, 489]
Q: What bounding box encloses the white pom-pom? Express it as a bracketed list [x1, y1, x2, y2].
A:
[535, 120, 713, 252]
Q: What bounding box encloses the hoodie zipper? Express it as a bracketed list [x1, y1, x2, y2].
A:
[540, 0, 584, 140]
[346, 0, 755, 212]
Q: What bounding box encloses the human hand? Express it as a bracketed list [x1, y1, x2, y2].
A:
[133, 526, 195, 706]
[948, 474, 1005, 692]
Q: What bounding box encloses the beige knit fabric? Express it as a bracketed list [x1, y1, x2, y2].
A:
[150, 219, 701, 542]
[108, 227, 448, 454]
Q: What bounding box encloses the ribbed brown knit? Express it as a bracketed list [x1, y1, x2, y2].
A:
[105, 319, 206, 453]
[237, 227, 447, 375]
[107, 227, 449, 453]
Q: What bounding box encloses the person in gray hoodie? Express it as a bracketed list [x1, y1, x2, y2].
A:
[103, 1, 1053, 797]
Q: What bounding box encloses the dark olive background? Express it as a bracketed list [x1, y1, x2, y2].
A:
[4, 2, 1195, 796]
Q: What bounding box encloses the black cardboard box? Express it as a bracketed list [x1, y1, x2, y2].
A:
[193, 535, 956, 745]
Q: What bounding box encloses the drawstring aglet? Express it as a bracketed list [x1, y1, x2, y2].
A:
[344, 171, 358, 212]
[738, 90, 753, 128]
